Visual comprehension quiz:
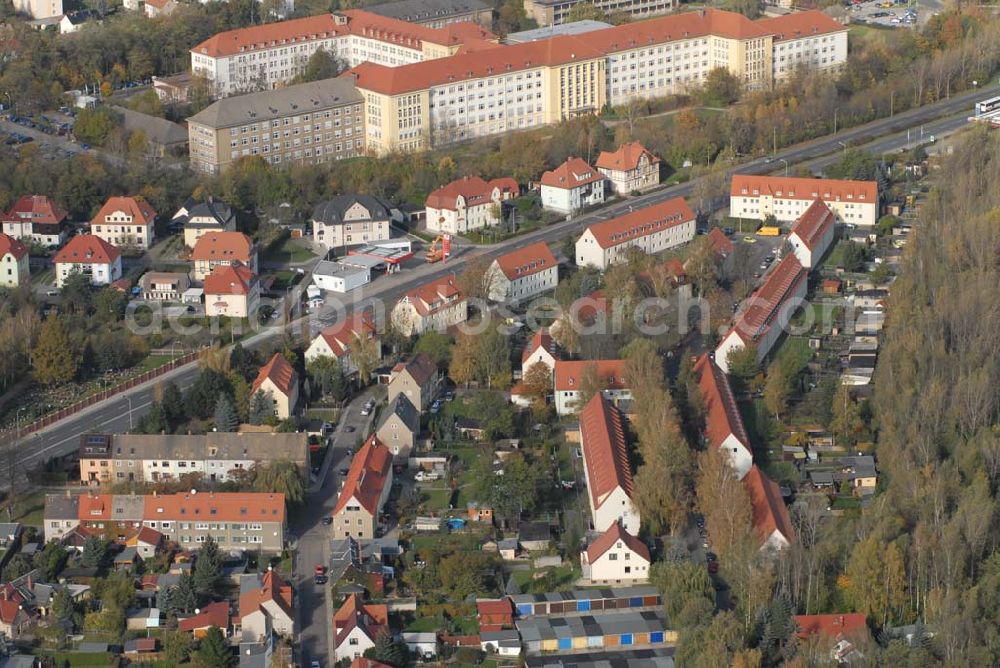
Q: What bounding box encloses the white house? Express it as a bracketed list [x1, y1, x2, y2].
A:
[425, 175, 519, 234]
[553, 359, 631, 417]
[730, 175, 878, 227]
[312, 194, 393, 252]
[521, 327, 560, 377]
[540, 157, 605, 215]
[578, 393, 640, 535]
[581, 521, 651, 584]
[745, 465, 794, 552]
[0, 233, 29, 288]
[174, 199, 236, 248]
[238, 570, 295, 641]
[595, 141, 661, 194]
[575, 197, 695, 270]
[252, 353, 299, 420]
[305, 311, 380, 375]
[333, 594, 388, 661]
[486, 241, 558, 304]
[90, 196, 157, 249]
[391, 274, 467, 336]
[53, 235, 122, 287]
[203, 263, 260, 319]
[402, 633, 438, 659]
[191, 231, 257, 281]
[788, 199, 836, 268]
[694, 353, 753, 480]
[715, 254, 807, 374]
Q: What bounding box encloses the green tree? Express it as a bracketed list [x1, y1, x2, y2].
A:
[93, 287, 127, 323]
[830, 384, 865, 448]
[700, 67, 742, 106]
[566, 1, 606, 21]
[163, 629, 194, 665]
[214, 394, 239, 432]
[308, 356, 347, 401]
[193, 536, 223, 598]
[161, 381, 186, 427]
[50, 588, 82, 633]
[73, 107, 116, 145]
[187, 368, 233, 418]
[650, 560, 714, 622]
[414, 330, 452, 368]
[127, 89, 163, 117]
[291, 48, 347, 83]
[194, 626, 235, 668]
[248, 390, 273, 425]
[2, 553, 32, 581]
[34, 539, 69, 581]
[763, 366, 790, 421]
[32, 316, 79, 385]
[83, 606, 125, 637]
[81, 535, 109, 569]
[364, 628, 407, 667]
[253, 460, 304, 506]
[173, 574, 198, 614]
[571, 363, 605, 412]
[840, 241, 868, 272]
[723, 0, 761, 18]
[725, 346, 759, 389]
[472, 453, 539, 521]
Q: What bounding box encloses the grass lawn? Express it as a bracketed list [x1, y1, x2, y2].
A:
[267, 270, 300, 291]
[135, 354, 175, 373]
[410, 530, 485, 554]
[831, 495, 862, 510]
[822, 240, 851, 269]
[13, 489, 46, 527]
[421, 486, 459, 512]
[34, 652, 117, 667]
[512, 564, 580, 592]
[264, 237, 317, 264]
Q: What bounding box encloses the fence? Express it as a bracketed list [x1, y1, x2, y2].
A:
[3, 349, 202, 442]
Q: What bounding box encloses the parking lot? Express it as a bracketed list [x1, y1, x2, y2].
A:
[848, 0, 920, 28]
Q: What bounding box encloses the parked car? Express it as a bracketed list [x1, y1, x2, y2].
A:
[321, 516, 333, 525]
[315, 564, 326, 576]
[314, 574, 328, 585]
[343, 425, 355, 433]
[430, 400, 442, 414]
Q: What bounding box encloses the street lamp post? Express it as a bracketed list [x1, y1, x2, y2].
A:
[778, 158, 789, 177]
[15, 407, 25, 440]
[834, 108, 838, 135]
[126, 396, 134, 430]
[837, 141, 848, 156]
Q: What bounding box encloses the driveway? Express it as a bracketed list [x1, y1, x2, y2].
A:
[293, 385, 382, 668]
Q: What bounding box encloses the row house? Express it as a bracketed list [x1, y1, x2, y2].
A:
[575, 196, 695, 270]
[391, 273, 467, 336]
[788, 198, 836, 268]
[578, 393, 640, 535]
[90, 196, 157, 249]
[745, 465, 794, 552]
[694, 353, 753, 480]
[730, 174, 878, 227]
[387, 352, 439, 411]
[425, 175, 519, 234]
[486, 241, 558, 304]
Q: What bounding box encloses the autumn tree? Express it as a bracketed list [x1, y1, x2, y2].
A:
[830, 384, 865, 448]
[456, 254, 495, 303]
[845, 535, 907, 626]
[520, 361, 552, 408]
[32, 316, 79, 385]
[696, 447, 752, 558]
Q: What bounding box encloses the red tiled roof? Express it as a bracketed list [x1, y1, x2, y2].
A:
[521, 327, 559, 364]
[493, 241, 556, 281]
[131, 637, 158, 652]
[398, 274, 463, 317]
[694, 353, 751, 459]
[178, 601, 230, 632]
[3, 195, 67, 226]
[0, 233, 28, 261]
[334, 593, 388, 647]
[345, 9, 768, 96]
[585, 521, 650, 563]
[790, 199, 835, 251]
[252, 353, 298, 396]
[757, 10, 847, 42]
[731, 174, 877, 204]
[239, 569, 293, 625]
[540, 157, 603, 190]
[476, 598, 513, 621]
[130, 525, 164, 546]
[0, 584, 27, 625]
[78, 494, 112, 521]
[574, 289, 608, 325]
[583, 197, 694, 250]
[425, 175, 519, 212]
[392, 352, 437, 387]
[727, 254, 806, 344]
[142, 492, 286, 523]
[707, 227, 733, 258]
[333, 434, 392, 516]
[91, 196, 157, 227]
[192, 9, 494, 59]
[203, 262, 256, 297]
[318, 311, 378, 358]
[744, 465, 794, 547]
[578, 393, 633, 511]
[54, 234, 121, 266]
[554, 359, 627, 393]
[793, 613, 867, 639]
[595, 141, 660, 172]
[191, 231, 254, 264]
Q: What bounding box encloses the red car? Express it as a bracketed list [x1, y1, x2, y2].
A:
[315, 565, 327, 576]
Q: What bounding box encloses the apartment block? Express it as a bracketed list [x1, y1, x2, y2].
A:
[730, 174, 878, 227]
[366, 0, 492, 28]
[524, 0, 675, 27]
[190, 9, 495, 97]
[575, 197, 695, 270]
[187, 78, 364, 175]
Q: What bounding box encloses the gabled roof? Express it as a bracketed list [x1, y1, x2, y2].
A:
[583, 197, 694, 250]
[425, 175, 519, 211]
[790, 199, 835, 251]
[3, 195, 67, 226]
[744, 465, 794, 547]
[707, 227, 733, 258]
[376, 393, 420, 433]
[127, 525, 165, 547]
[316, 311, 378, 358]
[578, 393, 633, 510]
[391, 352, 437, 387]
[521, 327, 560, 364]
[476, 598, 513, 619]
[397, 274, 463, 317]
[0, 584, 27, 625]
[178, 601, 230, 632]
[793, 613, 867, 639]
[238, 569, 293, 626]
[726, 254, 806, 344]
[540, 157, 603, 190]
[311, 194, 393, 226]
[0, 233, 28, 261]
[492, 241, 557, 280]
[333, 434, 392, 516]
[731, 174, 877, 204]
[189, 78, 363, 130]
[585, 521, 650, 563]
[757, 10, 848, 42]
[184, 200, 234, 227]
[694, 353, 751, 461]
[191, 231, 254, 264]
[91, 196, 156, 227]
[252, 353, 298, 397]
[78, 494, 112, 521]
[553, 359, 627, 393]
[595, 141, 660, 172]
[142, 492, 286, 524]
[202, 262, 256, 297]
[334, 593, 388, 647]
[54, 234, 121, 266]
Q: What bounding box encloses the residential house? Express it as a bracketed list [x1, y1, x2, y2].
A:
[332, 435, 394, 540]
[476, 598, 514, 630]
[304, 311, 380, 376]
[179, 601, 231, 638]
[521, 327, 561, 376]
[144, 0, 178, 17]
[190, 231, 257, 280]
[59, 9, 100, 33]
[794, 613, 869, 664]
[54, 234, 122, 287]
[139, 271, 191, 301]
[715, 254, 807, 374]
[0, 584, 32, 638]
[707, 227, 733, 260]
[425, 175, 519, 234]
[386, 353, 439, 411]
[14, 0, 63, 19]
[391, 274, 467, 336]
[203, 262, 260, 318]
[595, 141, 661, 194]
[540, 157, 605, 215]
[578, 393, 640, 535]
[581, 521, 651, 584]
[402, 632, 438, 659]
[126, 526, 164, 559]
[486, 241, 558, 304]
[553, 359, 630, 416]
[174, 199, 236, 248]
[333, 594, 389, 661]
[575, 197, 695, 270]
[90, 196, 157, 249]
[0, 233, 29, 287]
[351, 659, 394, 668]
[43, 493, 79, 541]
[252, 353, 300, 419]
[788, 199, 836, 269]
[2, 195, 67, 247]
[694, 353, 753, 480]
[730, 175, 878, 227]
[238, 569, 295, 640]
[312, 194, 393, 252]
[744, 465, 794, 552]
[79, 432, 309, 486]
[375, 394, 420, 459]
[0, 523, 21, 551]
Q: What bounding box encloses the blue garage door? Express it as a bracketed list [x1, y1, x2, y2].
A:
[558, 638, 573, 650]
[650, 632, 664, 643]
[577, 600, 591, 612]
[630, 596, 643, 607]
[517, 604, 533, 616]
[620, 634, 633, 646]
